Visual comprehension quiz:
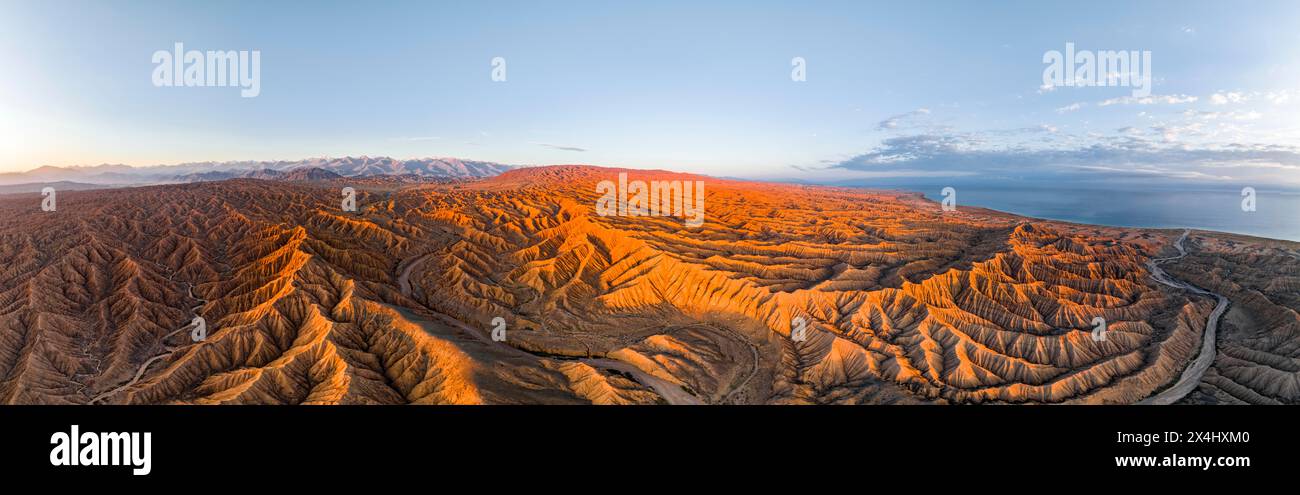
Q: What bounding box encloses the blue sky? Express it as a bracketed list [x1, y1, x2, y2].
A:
[2, 0, 1299, 188]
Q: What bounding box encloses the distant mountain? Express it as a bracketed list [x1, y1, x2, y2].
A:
[0, 157, 513, 186]
[0, 181, 117, 195]
[173, 168, 271, 182]
[171, 167, 345, 183]
[0, 164, 141, 185]
[281, 167, 345, 181]
[297, 156, 509, 177]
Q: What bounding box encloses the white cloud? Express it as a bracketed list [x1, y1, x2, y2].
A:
[533, 142, 587, 152]
[1202, 160, 1300, 170]
[1205, 90, 1294, 106]
[1056, 102, 1084, 113]
[876, 108, 932, 130]
[1265, 90, 1292, 105]
[1236, 110, 1263, 121]
[1210, 91, 1248, 105]
[825, 127, 1300, 188]
[1099, 94, 1199, 106]
[1183, 109, 1265, 121]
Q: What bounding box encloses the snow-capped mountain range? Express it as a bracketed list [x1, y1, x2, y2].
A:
[0, 156, 513, 187]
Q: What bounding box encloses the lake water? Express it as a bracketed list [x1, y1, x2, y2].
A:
[909, 186, 1300, 242]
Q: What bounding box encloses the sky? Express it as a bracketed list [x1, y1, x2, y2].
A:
[2, 0, 1299, 189]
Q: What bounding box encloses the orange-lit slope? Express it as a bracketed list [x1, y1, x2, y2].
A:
[0, 166, 1272, 404]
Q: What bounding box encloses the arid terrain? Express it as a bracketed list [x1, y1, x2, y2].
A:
[0, 165, 1297, 405]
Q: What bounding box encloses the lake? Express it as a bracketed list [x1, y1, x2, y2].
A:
[908, 186, 1300, 242]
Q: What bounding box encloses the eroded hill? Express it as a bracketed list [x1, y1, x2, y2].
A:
[0, 165, 1292, 404]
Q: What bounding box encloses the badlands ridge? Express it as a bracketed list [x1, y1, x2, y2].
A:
[0, 165, 1297, 404]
